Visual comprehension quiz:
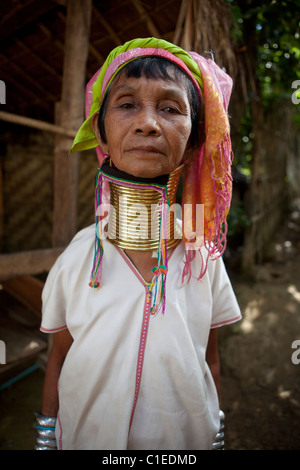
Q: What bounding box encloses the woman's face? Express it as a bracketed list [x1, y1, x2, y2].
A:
[92, 71, 194, 178]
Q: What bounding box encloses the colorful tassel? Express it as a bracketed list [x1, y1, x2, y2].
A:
[89, 169, 104, 288]
[149, 189, 169, 316]
[89, 164, 170, 316]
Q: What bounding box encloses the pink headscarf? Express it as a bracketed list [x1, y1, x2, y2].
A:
[75, 38, 233, 283]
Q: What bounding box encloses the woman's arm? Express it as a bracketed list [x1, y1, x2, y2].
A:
[41, 328, 73, 416]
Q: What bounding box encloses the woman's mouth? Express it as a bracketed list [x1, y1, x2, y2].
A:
[127, 146, 165, 157]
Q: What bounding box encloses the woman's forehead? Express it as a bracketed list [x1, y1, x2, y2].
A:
[109, 72, 189, 98]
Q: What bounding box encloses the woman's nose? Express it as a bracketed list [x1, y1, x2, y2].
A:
[133, 106, 161, 136]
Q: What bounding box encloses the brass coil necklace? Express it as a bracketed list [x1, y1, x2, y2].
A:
[102, 162, 184, 251]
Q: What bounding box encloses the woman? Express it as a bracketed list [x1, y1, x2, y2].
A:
[36, 37, 241, 450]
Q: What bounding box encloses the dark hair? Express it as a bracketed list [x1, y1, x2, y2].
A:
[98, 56, 203, 149]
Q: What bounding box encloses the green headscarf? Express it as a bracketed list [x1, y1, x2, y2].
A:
[69, 37, 203, 154]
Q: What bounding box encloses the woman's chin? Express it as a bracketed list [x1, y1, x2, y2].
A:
[116, 162, 170, 179]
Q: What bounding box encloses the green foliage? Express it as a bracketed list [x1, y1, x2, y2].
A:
[225, 0, 300, 238]
[232, 106, 254, 177]
[227, 201, 251, 237]
[229, 0, 300, 112]
[228, 0, 300, 166]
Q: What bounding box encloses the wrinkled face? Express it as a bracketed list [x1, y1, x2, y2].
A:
[92, 72, 194, 178]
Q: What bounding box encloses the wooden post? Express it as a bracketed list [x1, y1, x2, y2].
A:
[53, 0, 92, 247]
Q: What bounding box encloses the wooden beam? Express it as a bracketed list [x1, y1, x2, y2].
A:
[15, 38, 63, 82]
[92, 6, 122, 46]
[0, 1, 57, 42]
[173, 0, 188, 45]
[38, 23, 65, 54]
[56, 10, 104, 63]
[0, 111, 77, 137]
[0, 56, 54, 115]
[131, 0, 161, 38]
[0, 248, 63, 281]
[53, 0, 92, 247]
[2, 276, 44, 317]
[0, 51, 57, 102]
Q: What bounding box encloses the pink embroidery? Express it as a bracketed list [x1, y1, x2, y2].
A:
[211, 314, 242, 328]
[40, 325, 68, 333]
[129, 286, 152, 431]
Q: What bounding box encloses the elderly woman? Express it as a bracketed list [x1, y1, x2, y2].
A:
[36, 38, 241, 450]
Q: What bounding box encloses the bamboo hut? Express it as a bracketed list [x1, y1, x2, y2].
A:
[0, 0, 240, 377]
[0, 0, 293, 378]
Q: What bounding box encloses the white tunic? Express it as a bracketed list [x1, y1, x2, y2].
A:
[41, 224, 241, 450]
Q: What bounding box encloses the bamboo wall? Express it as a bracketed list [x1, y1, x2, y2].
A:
[0, 124, 97, 255]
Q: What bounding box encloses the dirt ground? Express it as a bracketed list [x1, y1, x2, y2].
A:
[219, 198, 300, 450]
[0, 201, 299, 451]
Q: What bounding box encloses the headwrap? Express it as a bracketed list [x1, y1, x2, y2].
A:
[70, 37, 233, 303]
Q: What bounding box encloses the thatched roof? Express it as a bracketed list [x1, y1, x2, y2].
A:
[0, 0, 182, 122]
[0, 0, 238, 125]
[0, 0, 241, 274]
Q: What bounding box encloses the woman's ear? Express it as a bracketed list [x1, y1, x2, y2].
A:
[91, 112, 109, 154]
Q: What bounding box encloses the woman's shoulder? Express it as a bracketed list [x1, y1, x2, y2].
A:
[53, 224, 96, 270]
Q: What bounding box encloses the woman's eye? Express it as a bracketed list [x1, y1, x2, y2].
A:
[163, 106, 180, 114]
[121, 102, 134, 109]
